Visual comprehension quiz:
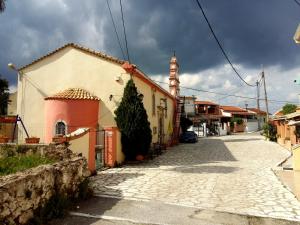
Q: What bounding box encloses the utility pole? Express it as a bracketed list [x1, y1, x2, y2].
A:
[262, 70, 269, 122]
[256, 80, 261, 130]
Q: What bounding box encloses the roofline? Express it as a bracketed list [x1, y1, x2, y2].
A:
[220, 105, 247, 112]
[19, 43, 125, 71]
[122, 62, 176, 101]
[195, 101, 219, 106]
[16, 43, 175, 102]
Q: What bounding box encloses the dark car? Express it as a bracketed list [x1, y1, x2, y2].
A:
[179, 131, 198, 143]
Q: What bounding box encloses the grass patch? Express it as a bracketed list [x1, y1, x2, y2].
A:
[0, 154, 55, 176]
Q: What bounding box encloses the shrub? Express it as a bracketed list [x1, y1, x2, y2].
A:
[262, 123, 277, 142]
[230, 117, 243, 126]
[114, 79, 152, 160]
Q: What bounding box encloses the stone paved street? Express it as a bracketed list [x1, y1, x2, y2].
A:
[90, 133, 300, 221]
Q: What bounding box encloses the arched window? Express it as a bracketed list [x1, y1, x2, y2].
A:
[55, 121, 66, 135]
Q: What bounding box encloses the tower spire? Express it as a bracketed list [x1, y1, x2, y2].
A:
[169, 54, 180, 97]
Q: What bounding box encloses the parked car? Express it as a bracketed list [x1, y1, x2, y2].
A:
[179, 131, 198, 143]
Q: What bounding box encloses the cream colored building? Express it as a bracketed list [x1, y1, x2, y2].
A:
[14, 43, 178, 164]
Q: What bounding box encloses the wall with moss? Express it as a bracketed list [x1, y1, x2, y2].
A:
[0, 153, 90, 224]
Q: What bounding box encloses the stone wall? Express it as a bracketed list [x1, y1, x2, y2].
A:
[0, 155, 90, 224]
[0, 143, 75, 160]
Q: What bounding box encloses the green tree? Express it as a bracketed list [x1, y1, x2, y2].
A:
[0, 0, 5, 12]
[0, 77, 9, 115]
[262, 123, 277, 142]
[282, 103, 297, 115]
[114, 79, 152, 160]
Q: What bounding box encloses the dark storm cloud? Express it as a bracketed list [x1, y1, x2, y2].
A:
[110, 0, 300, 75]
[0, 0, 299, 85]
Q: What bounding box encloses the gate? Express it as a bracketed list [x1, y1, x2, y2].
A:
[95, 129, 105, 170]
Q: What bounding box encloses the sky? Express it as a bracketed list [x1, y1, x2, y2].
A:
[0, 0, 300, 113]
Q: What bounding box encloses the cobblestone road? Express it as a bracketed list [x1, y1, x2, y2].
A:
[90, 134, 300, 221]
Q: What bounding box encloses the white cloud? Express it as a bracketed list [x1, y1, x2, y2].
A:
[9, 85, 17, 93]
[150, 63, 300, 113]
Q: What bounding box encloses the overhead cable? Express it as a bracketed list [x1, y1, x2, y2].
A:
[152, 79, 299, 104]
[119, 0, 131, 63]
[294, 0, 300, 7]
[194, 0, 256, 87]
[106, 0, 126, 60]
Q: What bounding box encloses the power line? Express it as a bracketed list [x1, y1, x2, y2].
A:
[152, 79, 299, 104]
[106, 0, 126, 60]
[194, 0, 256, 87]
[119, 0, 131, 63]
[294, 0, 300, 7]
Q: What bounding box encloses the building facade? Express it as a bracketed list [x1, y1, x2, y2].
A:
[14, 43, 178, 168]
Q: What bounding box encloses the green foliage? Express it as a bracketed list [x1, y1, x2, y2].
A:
[0, 154, 54, 176]
[230, 117, 243, 127]
[282, 103, 297, 115]
[262, 123, 277, 142]
[0, 77, 9, 115]
[114, 79, 152, 160]
[180, 116, 193, 132]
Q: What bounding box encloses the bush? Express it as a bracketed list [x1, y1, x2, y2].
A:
[230, 117, 243, 127]
[115, 79, 152, 160]
[262, 123, 277, 142]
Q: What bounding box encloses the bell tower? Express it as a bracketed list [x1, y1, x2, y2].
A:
[169, 53, 180, 97]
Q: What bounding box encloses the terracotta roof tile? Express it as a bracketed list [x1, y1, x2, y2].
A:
[247, 108, 267, 115]
[45, 88, 100, 101]
[19, 43, 125, 71]
[195, 101, 218, 106]
[220, 105, 247, 112]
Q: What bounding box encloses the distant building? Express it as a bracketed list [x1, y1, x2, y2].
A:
[220, 106, 257, 133]
[273, 107, 300, 150]
[180, 96, 196, 117]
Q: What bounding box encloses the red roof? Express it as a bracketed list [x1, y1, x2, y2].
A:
[195, 101, 218, 106]
[45, 88, 100, 101]
[247, 108, 267, 115]
[220, 105, 247, 112]
[220, 105, 255, 116]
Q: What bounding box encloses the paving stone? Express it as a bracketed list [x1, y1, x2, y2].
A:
[90, 134, 300, 221]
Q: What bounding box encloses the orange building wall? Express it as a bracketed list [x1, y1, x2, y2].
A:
[44, 99, 99, 143]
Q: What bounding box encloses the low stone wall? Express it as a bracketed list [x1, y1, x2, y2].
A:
[0, 143, 75, 160]
[0, 156, 90, 224]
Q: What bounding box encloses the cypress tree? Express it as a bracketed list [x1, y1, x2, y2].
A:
[115, 79, 152, 160]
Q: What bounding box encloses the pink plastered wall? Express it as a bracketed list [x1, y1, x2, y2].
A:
[44, 99, 99, 143]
